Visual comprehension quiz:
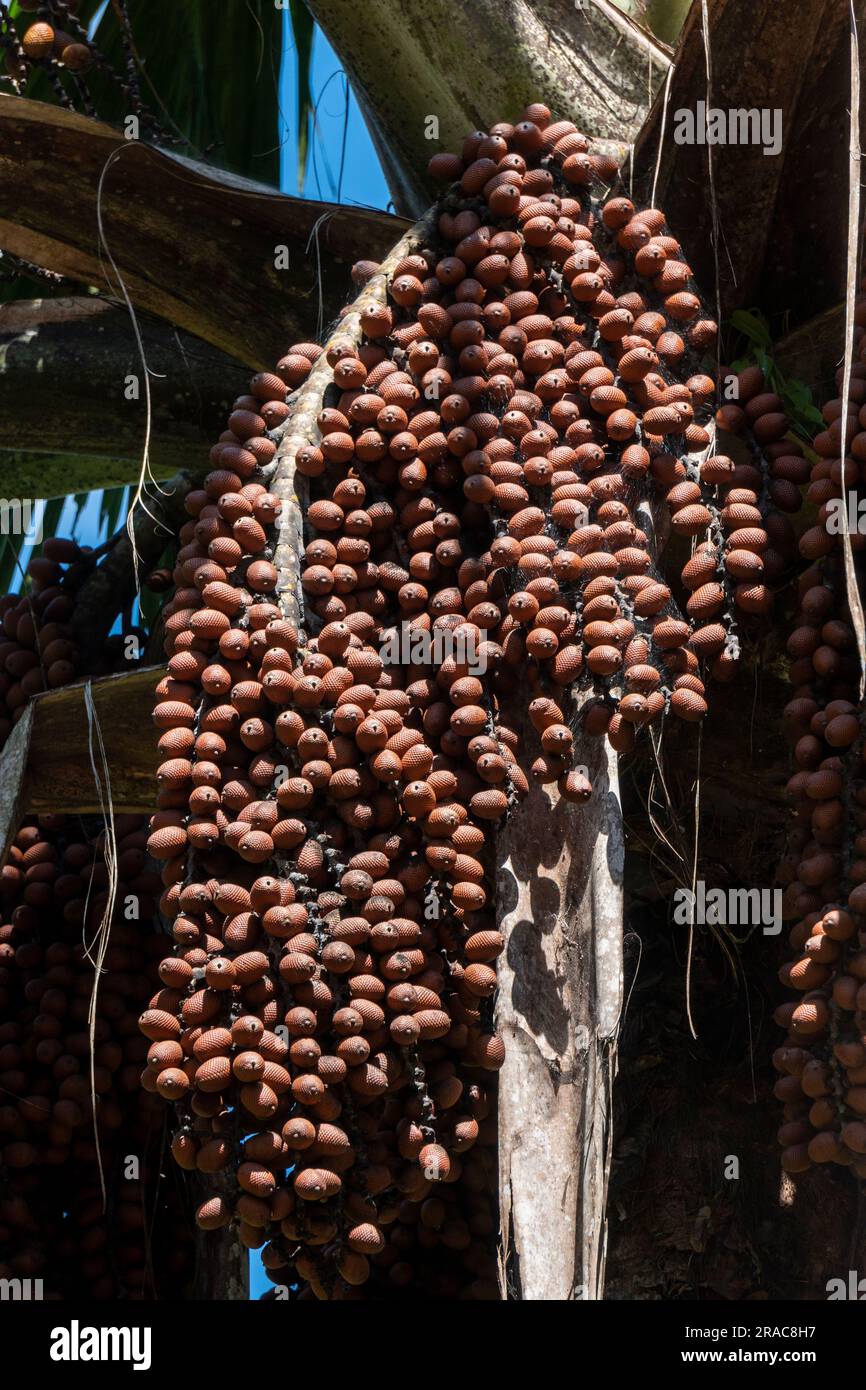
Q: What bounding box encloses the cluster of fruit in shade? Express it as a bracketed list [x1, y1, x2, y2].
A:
[773, 288, 866, 1175]
[712, 362, 803, 582]
[142, 100, 802, 1299]
[0, 815, 194, 1299]
[0, 537, 84, 749]
[2, 1, 93, 80]
[0, 535, 145, 753]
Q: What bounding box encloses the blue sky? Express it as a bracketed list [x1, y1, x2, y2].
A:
[279, 8, 390, 211]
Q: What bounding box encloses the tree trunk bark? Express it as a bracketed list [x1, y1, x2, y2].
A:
[496, 709, 624, 1300]
[774, 303, 846, 404]
[634, 0, 866, 324]
[191, 1175, 251, 1301]
[307, 0, 671, 216]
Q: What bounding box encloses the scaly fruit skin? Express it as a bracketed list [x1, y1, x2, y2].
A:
[772, 284, 866, 1178]
[21, 22, 55, 59]
[60, 42, 93, 73]
[143, 99, 784, 1300]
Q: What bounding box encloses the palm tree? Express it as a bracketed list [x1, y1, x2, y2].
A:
[0, 0, 862, 1301]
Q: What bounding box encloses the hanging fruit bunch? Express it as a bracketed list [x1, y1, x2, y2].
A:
[713, 362, 804, 599]
[0, 537, 84, 747]
[0, 533, 148, 753]
[773, 285, 866, 1175]
[2, 0, 92, 86]
[141, 99, 798, 1299]
[0, 814, 194, 1299]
